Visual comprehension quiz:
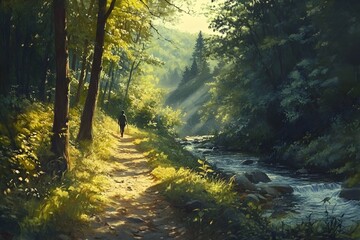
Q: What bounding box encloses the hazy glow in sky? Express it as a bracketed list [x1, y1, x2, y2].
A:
[175, 14, 211, 34]
[166, 0, 214, 34]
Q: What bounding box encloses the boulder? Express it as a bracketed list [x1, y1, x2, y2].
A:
[242, 159, 255, 165]
[255, 193, 267, 202]
[244, 194, 260, 204]
[235, 174, 257, 191]
[245, 170, 271, 184]
[184, 200, 204, 212]
[258, 186, 280, 197]
[339, 188, 360, 201]
[200, 142, 213, 149]
[219, 208, 246, 226]
[257, 184, 293, 197]
[270, 184, 294, 194]
[295, 168, 308, 175]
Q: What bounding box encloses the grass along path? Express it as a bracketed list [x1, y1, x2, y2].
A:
[83, 134, 189, 240]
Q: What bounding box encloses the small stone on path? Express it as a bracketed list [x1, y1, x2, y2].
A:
[82, 135, 189, 240]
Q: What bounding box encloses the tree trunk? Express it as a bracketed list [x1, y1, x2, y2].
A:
[74, 41, 89, 106]
[77, 0, 116, 141]
[106, 66, 116, 108]
[71, 51, 77, 71]
[101, 80, 109, 107]
[123, 59, 141, 105]
[24, 47, 33, 98]
[0, 9, 12, 95]
[14, 29, 22, 95]
[100, 63, 113, 107]
[51, 0, 70, 173]
[39, 48, 50, 101]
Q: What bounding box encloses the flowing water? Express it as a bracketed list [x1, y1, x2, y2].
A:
[180, 136, 360, 225]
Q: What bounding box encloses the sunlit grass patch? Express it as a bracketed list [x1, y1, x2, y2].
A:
[131, 128, 242, 237]
[0, 99, 121, 238]
[18, 109, 120, 237]
[151, 166, 237, 206]
[132, 127, 357, 239]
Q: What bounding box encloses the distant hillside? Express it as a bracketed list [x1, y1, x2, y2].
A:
[147, 26, 197, 90]
[166, 72, 217, 136]
[162, 31, 218, 136]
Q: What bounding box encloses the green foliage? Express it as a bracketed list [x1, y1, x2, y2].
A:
[0, 96, 50, 193]
[206, 0, 360, 180]
[146, 26, 197, 89]
[0, 97, 119, 238]
[164, 31, 216, 136]
[0, 0, 55, 98]
[132, 128, 356, 239]
[280, 119, 360, 175]
[128, 78, 182, 132]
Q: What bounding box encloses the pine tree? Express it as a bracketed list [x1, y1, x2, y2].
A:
[190, 59, 198, 78]
[192, 31, 208, 73]
[181, 66, 191, 84]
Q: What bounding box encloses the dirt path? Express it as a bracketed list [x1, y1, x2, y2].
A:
[83, 135, 189, 240]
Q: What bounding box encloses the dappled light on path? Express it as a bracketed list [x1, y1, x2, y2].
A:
[83, 135, 188, 240]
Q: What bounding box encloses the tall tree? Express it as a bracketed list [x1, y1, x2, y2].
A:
[51, 0, 70, 172]
[0, 5, 12, 95]
[77, 0, 116, 141]
[189, 59, 198, 77]
[69, 0, 96, 106]
[193, 31, 206, 71]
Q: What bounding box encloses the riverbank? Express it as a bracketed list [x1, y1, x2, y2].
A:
[179, 136, 360, 225]
[0, 99, 358, 239]
[131, 130, 360, 239]
[192, 135, 360, 202]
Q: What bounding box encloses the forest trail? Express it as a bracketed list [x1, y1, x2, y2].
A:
[82, 135, 189, 240]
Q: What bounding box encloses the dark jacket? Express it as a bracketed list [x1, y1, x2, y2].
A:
[118, 114, 127, 126]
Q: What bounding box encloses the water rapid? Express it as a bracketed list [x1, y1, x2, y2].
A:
[181, 136, 360, 225]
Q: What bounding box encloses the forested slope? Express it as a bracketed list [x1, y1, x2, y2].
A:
[205, 0, 360, 182]
[165, 32, 217, 136]
[146, 27, 196, 90]
[166, 74, 213, 136]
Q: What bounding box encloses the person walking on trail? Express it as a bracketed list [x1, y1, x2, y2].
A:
[118, 110, 127, 137]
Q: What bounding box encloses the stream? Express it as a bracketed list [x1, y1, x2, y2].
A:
[180, 136, 360, 226]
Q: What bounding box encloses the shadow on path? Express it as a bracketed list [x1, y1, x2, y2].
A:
[82, 135, 190, 240]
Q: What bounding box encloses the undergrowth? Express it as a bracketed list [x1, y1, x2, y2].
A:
[0, 96, 119, 239]
[132, 128, 358, 240]
[1, 96, 358, 239]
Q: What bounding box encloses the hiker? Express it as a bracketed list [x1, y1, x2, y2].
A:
[118, 110, 127, 137]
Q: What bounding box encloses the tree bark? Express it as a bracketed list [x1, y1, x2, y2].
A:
[101, 80, 109, 107]
[77, 0, 116, 141]
[71, 51, 77, 71]
[39, 47, 50, 101]
[107, 65, 116, 107]
[74, 41, 89, 106]
[123, 59, 141, 105]
[0, 9, 12, 95]
[100, 63, 113, 107]
[51, 0, 70, 173]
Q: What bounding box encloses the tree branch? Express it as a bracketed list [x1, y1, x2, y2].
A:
[149, 22, 174, 45]
[163, 0, 190, 14]
[105, 0, 117, 20]
[138, 0, 161, 18]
